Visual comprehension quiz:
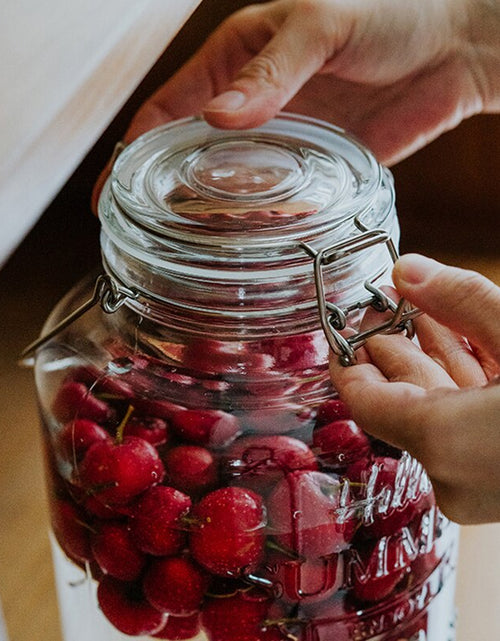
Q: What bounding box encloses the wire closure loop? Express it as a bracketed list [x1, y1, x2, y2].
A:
[300, 218, 421, 366]
[20, 275, 138, 361]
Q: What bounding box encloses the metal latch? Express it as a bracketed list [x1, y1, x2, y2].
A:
[301, 217, 421, 366]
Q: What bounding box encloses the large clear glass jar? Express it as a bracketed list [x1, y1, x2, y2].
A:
[33, 114, 458, 641]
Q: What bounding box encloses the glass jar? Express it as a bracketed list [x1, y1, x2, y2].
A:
[32, 114, 458, 641]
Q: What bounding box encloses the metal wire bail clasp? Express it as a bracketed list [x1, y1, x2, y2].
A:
[300, 218, 421, 367]
[20, 274, 138, 363]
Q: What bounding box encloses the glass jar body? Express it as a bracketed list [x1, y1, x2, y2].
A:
[35, 275, 458, 641]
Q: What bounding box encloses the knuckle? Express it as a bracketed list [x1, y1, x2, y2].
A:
[445, 269, 494, 312]
[237, 50, 286, 90]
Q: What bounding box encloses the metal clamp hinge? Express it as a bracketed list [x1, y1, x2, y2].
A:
[300, 218, 421, 366]
[20, 274, 138, 362]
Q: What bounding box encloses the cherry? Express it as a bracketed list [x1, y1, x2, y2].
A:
[164, 445, 218, 496]
[83, 494, 132, 520]
[351, 534, 411, 603]
[409, 548, 440, 587]
[97, 576, 167, 636]
[312, 419, 371, 468]
[201, 586, 274, 641]
[182, 337, 273, 375]
[314, 399, 351, 426]
[152, 613, 201, 639]
[129, 485, 191, 556]
[190, 487, 266, 576]
[262, 551, 341, 605]
[143, 555, 208, 615]
[131, 396, 185, 420]
[90, 520, 146, 582]
[267, 471, 356, 558]
[122, 415, 170, 447]
[52, 381, 114, 424]
[223, 435, 318, 493]
[57, 418, 111, 462]
[78, 436, 165, 505]
[260, 331, 328, 371]
[69, 365, 135, 399]
[50, 498, 92, 564]
[346, 456, 432, 538]
[171, 408, 241, 449]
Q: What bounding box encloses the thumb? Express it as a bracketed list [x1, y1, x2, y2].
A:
[203, 7, 345, 129]
[393, 254, 500, 365]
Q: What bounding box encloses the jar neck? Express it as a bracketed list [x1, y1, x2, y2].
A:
[100, 206, 398, 340]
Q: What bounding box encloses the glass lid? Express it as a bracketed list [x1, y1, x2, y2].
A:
[107, 113, 384, 246]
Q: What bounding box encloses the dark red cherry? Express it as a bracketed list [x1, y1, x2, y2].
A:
[90, 520, 146, 581]
[190, 487, 265, 576]
[129, 485, 191, 556]
[143, 555, 208, 615]
[267, 471, 356, 558]
[97, 576, 167, 636]
[78, 436, 164, 505]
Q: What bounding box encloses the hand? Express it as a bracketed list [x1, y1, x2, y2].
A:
[124, 0, 499, 164]
[329, 254, 500, 524]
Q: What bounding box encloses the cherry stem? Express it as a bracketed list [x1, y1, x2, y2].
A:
[115, 404, 134, 444]
[265, 538, 300, 559]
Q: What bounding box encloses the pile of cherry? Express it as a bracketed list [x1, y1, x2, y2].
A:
[45, 356, 441, 641]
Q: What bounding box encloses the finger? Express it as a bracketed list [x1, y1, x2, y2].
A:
[356, 294, 460, 387]
[202, 2, 350, 129]
[393, 254, 500, 365]
[329, 347, 430, 453]
[412, 313, 488, 387]
[363, 333, 458, 389]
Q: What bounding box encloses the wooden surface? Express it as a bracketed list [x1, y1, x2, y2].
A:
[0, 0, 201, 266]
[1, 252, 499, 641]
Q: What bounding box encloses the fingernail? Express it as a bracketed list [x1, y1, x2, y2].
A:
[205, 90, 246, 113]
[393, 254, 441, 286]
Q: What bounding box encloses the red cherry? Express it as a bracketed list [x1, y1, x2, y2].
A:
[131, 397, 185, 420]
[260, 331, 328, 371]
[171, 409, 241, 449]
[123, 415, 170, 447]
[90, 520, 146, 581]
[143, 555, 208, 615]
[78, 436, 165, 505]
[69, 365, 135, 399]
[267, 471, 356, 558]
[97, 576, 167, 636]
[351, 534, 411, 603]
[58, 418, 111, 462]
[262, 552, 341, 604]
[346, 455, 433, 538]
[152, 613, 201, 639]
[312, 419, 371, 468]
[129, 485, 191, 556]
[83, 494, 132, 520]
[223, 435, 317, 493]
[315, 399, 351, 426]
[52, 381, 115, 424]
[164, 445, 218, 496]
[201, 586, 274, 641]
[190, 487, 265, 576]
[409, 547, 440, 586]
[182, 338, 273, 374]
[50, 498, 92, 564]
